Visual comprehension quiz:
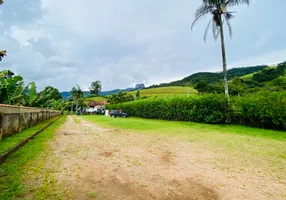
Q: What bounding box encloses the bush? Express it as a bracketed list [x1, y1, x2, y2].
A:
[235, 92, 286, 130]
[107, 94, 230, 124]
[107, 92, 286, 130]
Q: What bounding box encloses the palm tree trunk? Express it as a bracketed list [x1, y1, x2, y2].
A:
[219, 16, 229, 99]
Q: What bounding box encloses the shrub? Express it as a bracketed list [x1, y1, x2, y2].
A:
[107, 94, 230, 124]
[235, 92, 286, 130]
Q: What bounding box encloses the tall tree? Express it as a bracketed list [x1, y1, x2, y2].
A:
[89, 81, 102, 96]
[191, 0, 250, 98]
[71, 85, 84, 113]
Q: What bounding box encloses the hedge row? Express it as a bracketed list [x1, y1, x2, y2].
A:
[107, 94, 230, 124]
[235, 92, 286, 130]
[107, 92, 286, 130]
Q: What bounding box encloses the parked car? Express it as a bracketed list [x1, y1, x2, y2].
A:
[109, 110, 128, 118]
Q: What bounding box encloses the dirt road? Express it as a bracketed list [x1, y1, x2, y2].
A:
[23, 116, 285, 200]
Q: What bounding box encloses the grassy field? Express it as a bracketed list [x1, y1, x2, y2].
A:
[128, 86, 198, 98]
[81, 115, 286, 180]
[240, 72, 257, 80]
[83, 96, 106, 104]
[0, 116, 67, 200]
[0, 117, 61, 155]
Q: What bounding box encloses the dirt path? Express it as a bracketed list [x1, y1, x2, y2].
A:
[24, 116, 285, 200]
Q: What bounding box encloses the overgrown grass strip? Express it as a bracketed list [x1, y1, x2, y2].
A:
[0, 116, 66, 199]
[0, 116, 62, 164]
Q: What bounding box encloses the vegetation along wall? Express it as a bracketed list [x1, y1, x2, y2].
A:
[0, 104, 61, 139]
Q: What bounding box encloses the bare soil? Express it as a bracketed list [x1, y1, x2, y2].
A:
[23, 116, 286, 200]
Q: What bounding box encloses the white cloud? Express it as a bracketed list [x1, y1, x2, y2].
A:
[0, 0, 285, 92]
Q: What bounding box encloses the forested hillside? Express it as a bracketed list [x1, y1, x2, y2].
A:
[148, 65, 267, 88]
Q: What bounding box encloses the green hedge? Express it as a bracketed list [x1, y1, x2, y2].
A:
[107, 94, 230, 124]
[235, 92, 286, 130]
[107, 92, 286, 130]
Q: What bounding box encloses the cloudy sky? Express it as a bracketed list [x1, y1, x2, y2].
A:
[0, 0, 285, 91]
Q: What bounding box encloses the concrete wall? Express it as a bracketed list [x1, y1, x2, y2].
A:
[0, 104, 61, 140]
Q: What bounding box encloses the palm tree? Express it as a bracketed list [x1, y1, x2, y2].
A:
[71, 85, 84, 114]
[192, 0, 250, 98]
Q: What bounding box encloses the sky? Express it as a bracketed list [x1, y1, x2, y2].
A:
[0, 0, 285, 91]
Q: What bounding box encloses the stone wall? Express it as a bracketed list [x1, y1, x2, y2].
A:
[0, 104, 61, 140]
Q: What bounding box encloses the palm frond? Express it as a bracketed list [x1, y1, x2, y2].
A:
[226, 0, 250, 6]
[224, 12, 234, 37]
[191, 13, 206, 30]
[203, 20, 212, 41]
[192, 5, 214, 30]
[212, 20, 220, 40]
[195, 4, 214, 18]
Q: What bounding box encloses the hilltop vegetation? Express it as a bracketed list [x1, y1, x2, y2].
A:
[148, 65, 267, 88]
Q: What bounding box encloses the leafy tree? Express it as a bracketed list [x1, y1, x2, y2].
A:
[195, 80, 208, 93]
[0, 70, 25, 104]
[24, 82, 38, 107]
[107, 90, 134, 104]
[229, 77, 246, 95]
[35, 86, 62, 108]
[253, 63, 286, 83]
[136, 90, 140, 100]
[89, 81, 102, 96]
[71, 85, 84, 112]
[191, 0, 250, 98]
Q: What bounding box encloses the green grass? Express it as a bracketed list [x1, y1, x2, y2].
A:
[81, 116, 286, 141]
[0, 116, 66, 200]
[0, 117, 61, 155]
[72, 116, 80, 123]
[84, 96, 106, 104]
[240, 72, 256, 80]
[87, 191, 97, 198]
[128, 86, 198, 98]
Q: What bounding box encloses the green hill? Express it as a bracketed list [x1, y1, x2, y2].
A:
[148, 65, 267, 88]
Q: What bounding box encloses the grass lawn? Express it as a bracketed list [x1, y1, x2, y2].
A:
[0, 116, 61, 155]
[0, 116, 67, 200]
[128, 86, 198, 98]
[81, 116, 286, 141]
[81, 115, 286, 180]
